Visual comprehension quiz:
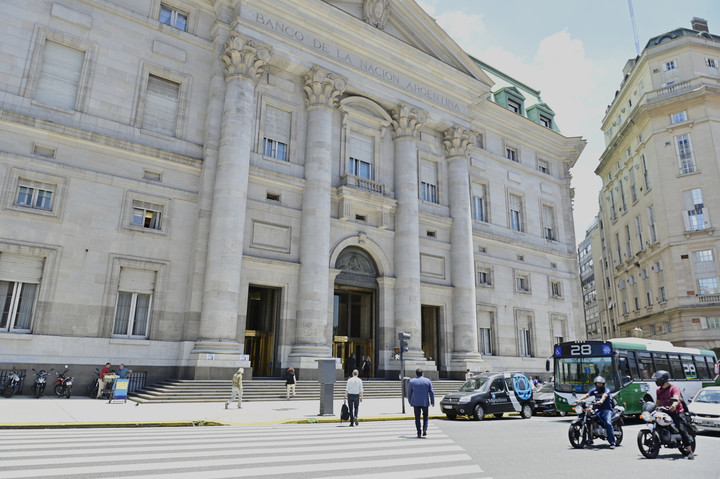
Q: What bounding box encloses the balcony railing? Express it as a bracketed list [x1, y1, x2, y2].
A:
[698, 294, 720, 304]
[342, 175, 385, 195]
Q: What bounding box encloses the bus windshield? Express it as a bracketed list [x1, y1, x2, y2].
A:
[555, 357, 617, 394]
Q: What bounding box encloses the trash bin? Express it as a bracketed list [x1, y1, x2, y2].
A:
[317, 359, 337, 416]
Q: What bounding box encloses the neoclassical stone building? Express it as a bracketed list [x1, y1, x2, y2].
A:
[0, 0, 585, 384]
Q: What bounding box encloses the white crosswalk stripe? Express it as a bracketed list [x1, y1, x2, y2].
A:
[0, 422, 488, 478]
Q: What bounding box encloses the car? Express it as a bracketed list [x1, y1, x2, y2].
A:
[532, 382, 566, 416]
[688, 386, 720, 432]
[440, 371, 535, 421]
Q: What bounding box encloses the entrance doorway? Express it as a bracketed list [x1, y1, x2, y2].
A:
[421, 305, 440, 367]
[244, 286, 279, 377]
[334, 289, 374, 378]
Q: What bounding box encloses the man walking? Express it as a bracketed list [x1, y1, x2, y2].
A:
[225, 367, 244, 409]
[345, 369, 363, 426]
[408, 368, 434, 438]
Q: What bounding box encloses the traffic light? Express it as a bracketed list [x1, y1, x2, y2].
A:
[398, 332, 410, 355]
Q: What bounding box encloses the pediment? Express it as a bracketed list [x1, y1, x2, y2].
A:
[322, 0, 493, 87]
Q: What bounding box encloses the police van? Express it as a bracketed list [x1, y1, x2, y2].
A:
[440, 371, 535, 420]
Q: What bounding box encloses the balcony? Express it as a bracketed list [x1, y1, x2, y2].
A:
[342, 174, 385, 195]
[648, 77, 720, 104]
[698, 294, 720, 304]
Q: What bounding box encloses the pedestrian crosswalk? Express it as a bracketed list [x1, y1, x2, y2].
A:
[0, 422, 488, 478]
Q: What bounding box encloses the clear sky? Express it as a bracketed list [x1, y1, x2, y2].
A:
[416, 0, 720, 245]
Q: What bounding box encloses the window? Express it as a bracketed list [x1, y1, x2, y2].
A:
[707, 318, 720, 329]
[142, 75, 180, 137]
[551, 281, 562, 298]
[348, 133, 373, 179]
[619, 179, 627, 211]
[472, 184, 487, 222]
[659, 286, 667, 302]
[519, 328, 532, 357]
[641, 155, 651, 190]
[130, 200, 163, 230]
[509, 194, 524, 232]
[419, 159, 438, 204]
[506, 147, 518, 162]
[634, 216, 644, 252]
[0, 253, 44, 332]
[262, 106, 291, 162]
[675, 134, 695, 175]
[629, 169, 637, 203]
[683, 188, 708, 231]
[647, 205, 658, 243]
[664, 60, 677, 71]
[15, 179, 55, 211]
[33, 41, 84, 110]
[670, 111, 687, 124]
[507, 99, 521, 114]
[479, 327, 492, 355]
[538, 159, 550, 174]
[112, 268, 156, 338]
[624, 224, 633, 258]
[609, 190, 617, 221]
[706, 58, 718, 68]
[694, 249, 718, 295]
[540, 116, 552, 128]
[159, 4, 188, 31]
[477, 267, 492, 287]
[542, 204, 556, 241]
[515, 273, 530, 293]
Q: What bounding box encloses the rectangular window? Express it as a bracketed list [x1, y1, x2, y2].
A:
[630, 169, 637, 203]
[506, 147, 518, 162]
[348, 133, 373, 180]
[664, 60, 677, 71]
[113, 268, 155, 338]
[519, 328, 532, 357]
[472, 183, 486, 222]
[675, 134, 695, 175]
[0, 281, 37, 332]
[477, 267, 492, 286]
[698, 278, 719, 295]
[130, 201, 163, 230]
[634, 216, 644, 252]
[420, 182, 437, 203]
[142, 75, 180, 137]
[707, 58, 718, 68]
[641, 155, 651, 190]
[509, 194, 523, 232]
[15, 180, 55, 211]
[540, 116, 552, 128]
[683, 188, 708, 231]
[263, 106, 291, 161]
[609, 190, 617, 221]
[34, 41, 84, 110]
[507, 100, 521, 114]
[619, 179, 627, 211]
[551, 281, 562, 298]
[647, 205, 658, 243]
[515, 273, 530, 293]
[625, 224, 633, 258]
[542, 204, 556, 241]
[159, 4, 188, 31]
[538, 159, 550, 174]
[419, 159, 438, 204]
[479, 327, 493, 355]
[670, 111, 687, 124]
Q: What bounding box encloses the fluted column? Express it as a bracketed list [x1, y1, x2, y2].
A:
[289, 66, 346, 367]
[391, 104, 426, 360]
[196, 31, 270, 357]
[444, 127, 483, 364]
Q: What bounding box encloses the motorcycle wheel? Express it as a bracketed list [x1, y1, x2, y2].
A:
[89, 383, 98, 398]
[35, 385, 43, 399]
[637, 429, 660, 458]
[54, 384, 64, 397]
[65, 386, 71, 399]
[520, 404, 532, 419]
[613, 423, 624, 446]
[2, 385, 15, 398]
[679, 433, 696, 456]
[568, 423, 587, 449]
[472, 404, 486, 421]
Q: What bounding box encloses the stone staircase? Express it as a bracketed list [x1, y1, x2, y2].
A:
[129, 378, 465, 404]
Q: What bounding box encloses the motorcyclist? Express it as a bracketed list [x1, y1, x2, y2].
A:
[577, 376, 616, 448]
[653, 370, 694, 459]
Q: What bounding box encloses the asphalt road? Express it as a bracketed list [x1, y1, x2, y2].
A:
[435, 413, 720, 479]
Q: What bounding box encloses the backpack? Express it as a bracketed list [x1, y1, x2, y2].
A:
[341, 402, 350, 421]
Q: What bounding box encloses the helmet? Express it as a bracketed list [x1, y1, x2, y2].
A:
[593, 376, 606, 385]
[653, 370, 670, 387]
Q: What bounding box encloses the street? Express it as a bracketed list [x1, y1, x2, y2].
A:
[0, 415, 718, 479]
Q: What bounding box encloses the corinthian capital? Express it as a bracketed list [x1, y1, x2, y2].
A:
[222, 31, 271, 83]
[303, 66, 347, 109]
[443, 126, 477, 158]
[391, 103, 427, 139]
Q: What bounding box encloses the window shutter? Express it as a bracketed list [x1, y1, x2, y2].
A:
[34, 41, 84, 110]
[477, 310, 492, 329]
[419, 159, 437, 185]
[142, 75, 180, 136]
[552, 319, 564, 337]
[119, 268, 156, 294]
[264, 106, 291, 144]
[473, 183, 485, 198]
[349, 134, 373, 163]
[510, 194, 521, 211]
[0, 253, 45, 283]
[542, 205, 554, 227]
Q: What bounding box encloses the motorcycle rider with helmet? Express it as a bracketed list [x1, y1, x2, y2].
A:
[577, 376, 616, 448]
[653, 370, 694, 458]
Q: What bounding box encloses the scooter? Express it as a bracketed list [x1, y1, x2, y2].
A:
[53, 366, 73, 399]
[637, 395, 696, 459]
[568, 398, 625, 448]
[30, 368, 53, 399]
[2, 369, 22, 398]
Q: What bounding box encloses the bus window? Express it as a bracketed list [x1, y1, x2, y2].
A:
[694, 355, 712, 379]
[668, 354, 685, 379]
[617, 355, 632, 385]
[627, 351, 640, 378]
[636, 352, 653, 379]
[680, 355, 697, 379]
[652, 353, 670, 375]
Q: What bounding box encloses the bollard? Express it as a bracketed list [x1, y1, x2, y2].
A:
[316, 358, 337, 416]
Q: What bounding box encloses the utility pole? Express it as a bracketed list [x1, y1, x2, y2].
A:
[628, 0, 640, 56]
[398, 332, 410, 413]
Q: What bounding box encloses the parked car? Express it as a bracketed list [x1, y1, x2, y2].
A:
[440, 371, 535, 421]
[532, 382, 565, 416]
[688, 386, 720, 432]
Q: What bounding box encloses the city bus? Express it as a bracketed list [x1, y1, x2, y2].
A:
[552, 338, 719, 415]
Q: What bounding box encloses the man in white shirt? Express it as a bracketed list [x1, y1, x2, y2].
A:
[344, 369, 364, 426]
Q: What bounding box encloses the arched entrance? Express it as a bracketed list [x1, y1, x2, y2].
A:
[333, 247, 378, 378]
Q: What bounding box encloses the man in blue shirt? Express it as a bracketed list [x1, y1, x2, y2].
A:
[577, 376, 616, 448]
[116, 364, 133, 379]
[407, 368, 434, 438]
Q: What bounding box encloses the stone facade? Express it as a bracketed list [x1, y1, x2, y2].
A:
[0, 0, 584, 385]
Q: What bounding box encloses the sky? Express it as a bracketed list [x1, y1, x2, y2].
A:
[415, 0, 720, 245]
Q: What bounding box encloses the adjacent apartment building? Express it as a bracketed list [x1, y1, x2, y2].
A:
[0, 0, 585, 386]
[590, 18, 720, 355]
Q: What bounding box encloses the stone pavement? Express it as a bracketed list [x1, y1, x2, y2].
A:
[0, 395, 447, 428]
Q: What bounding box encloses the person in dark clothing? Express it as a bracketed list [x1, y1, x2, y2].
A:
[407, 368, 435, 438]
[362, 356, 371, 379]
[347, 353, 357, 378]
[577, 376, 616, 447]
[285, 367, 296, 399]
[654, 370, 694, 459]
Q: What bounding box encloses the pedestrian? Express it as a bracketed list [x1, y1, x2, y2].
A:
[362, 356, 371, 380]
[96, 362, 113, 399]
[225, 367, 244, 409]
[116, 363, 132, 379]
[465, 369, 474, 380]
[347, 353, 357, 378]
[344, 369, 363, 426]
[407, 368, 435, 438]
[285, 367, 296, 399]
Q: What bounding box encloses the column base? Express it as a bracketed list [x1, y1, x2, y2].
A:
[287, 344, 335, 380]
[187, 340, 250, 380]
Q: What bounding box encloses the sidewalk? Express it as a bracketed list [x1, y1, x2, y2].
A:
[0, 396, 446, 429]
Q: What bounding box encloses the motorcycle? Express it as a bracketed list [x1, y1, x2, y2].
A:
[53, 366, 73, 399]
[2, 369, 22, 398]
[30, 368, 53, 399]
[568, 398, 625, 448]
[637, 395, 696, 459]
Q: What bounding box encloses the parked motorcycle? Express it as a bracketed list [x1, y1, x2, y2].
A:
[30, 368, 53, 399]
[637, 395, 696, 459]
[2, 369, 22, 398]
[568, 398, 625, 448]
[53, 366, 73, 399]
